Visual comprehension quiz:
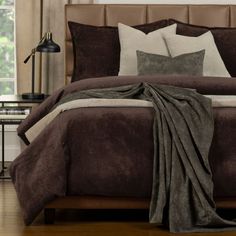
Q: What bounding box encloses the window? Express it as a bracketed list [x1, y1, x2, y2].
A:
[0, 0, 15, 95]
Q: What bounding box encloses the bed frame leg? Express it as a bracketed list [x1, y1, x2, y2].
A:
[44, 208, 55, 224]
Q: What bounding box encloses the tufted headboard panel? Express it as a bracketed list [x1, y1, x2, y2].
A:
[65, 4, 236, 83]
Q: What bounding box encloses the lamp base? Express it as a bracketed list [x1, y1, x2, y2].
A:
[22, 93, 45, 100]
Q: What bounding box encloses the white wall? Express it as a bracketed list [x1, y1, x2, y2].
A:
[0, 126, 22, 162]
[96, 0, 236, 4]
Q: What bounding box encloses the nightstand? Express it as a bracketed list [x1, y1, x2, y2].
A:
[0, 95, 48, 179]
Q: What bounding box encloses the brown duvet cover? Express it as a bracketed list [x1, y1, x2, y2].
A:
[11, 75, 236, 225]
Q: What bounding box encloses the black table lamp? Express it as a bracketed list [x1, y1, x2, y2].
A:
[22, 32, 60, 100]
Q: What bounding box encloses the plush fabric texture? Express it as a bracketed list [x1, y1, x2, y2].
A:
[15, 76, 236, 224]
[137, 50, 204, 76]
[68, 20, 169, 82]
[11, 80, 236, 231]
[168, 19, 236, 77]
[18, 75, 236, 143]
[118, 23, 177, 76]
[164, 31, 230, 77]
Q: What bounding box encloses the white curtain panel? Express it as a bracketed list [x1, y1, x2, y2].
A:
[16, 0, 41, 94]
[16, 0, 94, 95]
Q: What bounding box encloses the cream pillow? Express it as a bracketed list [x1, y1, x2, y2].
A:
[118, 23, 177, 75]
[164, 31, 230, 77]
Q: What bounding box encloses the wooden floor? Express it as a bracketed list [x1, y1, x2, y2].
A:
[0, 180, 236, 236]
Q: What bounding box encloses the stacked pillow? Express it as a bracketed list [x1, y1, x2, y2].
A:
[163, 31, 230, 77]
[69, 19, 234, 81]
[169, 19, 236, 77]
[68, 20, 169, 82]
[118, 22, 230, 77]
[118, 23, 177, 75]
[137, 50, 205, 76]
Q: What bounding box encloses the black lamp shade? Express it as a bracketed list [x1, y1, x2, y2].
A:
[36, 32, 60, 53]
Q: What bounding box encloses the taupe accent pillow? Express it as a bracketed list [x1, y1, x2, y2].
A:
[137, 50, 205, 76]
[118, 23, 177, 76]
[68, 20, 169, 82]
[164, 31, 230, 77]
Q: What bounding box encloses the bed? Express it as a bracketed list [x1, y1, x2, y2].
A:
[10, 4, 236, 232]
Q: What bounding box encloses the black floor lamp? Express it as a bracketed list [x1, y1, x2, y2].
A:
[22, 32, 60, 100]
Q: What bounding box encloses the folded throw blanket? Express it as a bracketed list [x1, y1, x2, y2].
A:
[10, 82, 236, 232]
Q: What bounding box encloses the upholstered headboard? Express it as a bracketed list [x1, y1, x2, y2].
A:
[65, 4, 236, 83]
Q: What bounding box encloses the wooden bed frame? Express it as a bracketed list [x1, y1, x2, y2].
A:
[45, 3, 236, 223]
[44, 196, 236, 224]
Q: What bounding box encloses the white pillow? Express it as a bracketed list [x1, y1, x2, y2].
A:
[164, 31, 230, 77]
[118, 23, 177, 76]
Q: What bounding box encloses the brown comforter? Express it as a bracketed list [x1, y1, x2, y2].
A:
[10, 75, 236, 226]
